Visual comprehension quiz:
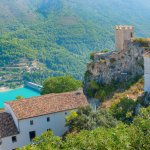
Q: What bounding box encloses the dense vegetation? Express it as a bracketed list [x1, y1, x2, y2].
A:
[18, 76, 150, 149]
[66, 106, 117, 132]
[87, 75, 142, 102]
[1, 0, 150, 87]
[41, 76, 82, 95]
[101, 77, 144, 108]
[13, 74, 149, 150]
[19, 105, 150, 150]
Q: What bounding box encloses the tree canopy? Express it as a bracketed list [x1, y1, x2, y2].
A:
[18, 106, 150, 150]
[41, 76, 82, 95]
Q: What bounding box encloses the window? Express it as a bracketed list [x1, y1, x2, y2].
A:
[12, 136, 17, 143]
[131, 32, 133, 38]
[47, 117, 50, 122]
[29, 131, 36, 141]
[30, 120, 33, 125]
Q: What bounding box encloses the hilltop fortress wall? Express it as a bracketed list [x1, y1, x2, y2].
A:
[84, 25, 150, 95]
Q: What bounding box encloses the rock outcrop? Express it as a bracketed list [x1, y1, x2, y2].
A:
[134, 92, 150, 115]
[84, 41, 144, 96]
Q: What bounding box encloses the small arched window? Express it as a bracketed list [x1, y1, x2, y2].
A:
[131, 32, 133, 38]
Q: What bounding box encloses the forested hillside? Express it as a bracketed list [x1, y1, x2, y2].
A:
[1, 0, 150, 86]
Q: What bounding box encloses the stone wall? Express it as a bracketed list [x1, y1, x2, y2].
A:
[84, 41, 145, 96]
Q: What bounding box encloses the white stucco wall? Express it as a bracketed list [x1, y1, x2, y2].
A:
[0, 134, 19, 150]
[0, 110, 72, 150]
[144, 57, 150, 92]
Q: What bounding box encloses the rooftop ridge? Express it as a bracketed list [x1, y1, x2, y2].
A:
[5, 90, 83, 105]
[5, 91, 88, 120]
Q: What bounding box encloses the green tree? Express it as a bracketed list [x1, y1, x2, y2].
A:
[63, 106, 150, 150]
[16, 96, 24, 100]
[41, 76, 82, 95]
[66, 106, 117, 132]
[18, 131, 61, 150]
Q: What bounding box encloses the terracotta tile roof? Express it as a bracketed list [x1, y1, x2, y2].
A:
[0, 112, 19, 138]
[6, 91, 88, 120]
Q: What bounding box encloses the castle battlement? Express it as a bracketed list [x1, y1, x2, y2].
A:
[115, 25, 134, 30]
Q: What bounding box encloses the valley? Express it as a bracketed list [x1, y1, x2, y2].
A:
[1, 0, 150, 87]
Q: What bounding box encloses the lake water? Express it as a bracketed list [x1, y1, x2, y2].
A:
[0, 87, 40, 108]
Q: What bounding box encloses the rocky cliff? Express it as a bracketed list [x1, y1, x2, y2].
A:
[84, 41, 145, 99]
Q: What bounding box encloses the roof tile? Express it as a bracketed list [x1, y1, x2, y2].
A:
[6, 91, 88, 120]
[0, 112, 18, 138]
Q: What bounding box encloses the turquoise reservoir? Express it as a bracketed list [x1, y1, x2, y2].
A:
[0, 87, 40, 108]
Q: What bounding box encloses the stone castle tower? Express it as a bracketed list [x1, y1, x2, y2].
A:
[115, 25, 134, 51]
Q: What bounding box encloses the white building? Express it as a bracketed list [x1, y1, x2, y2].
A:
[144, 52, 150, 92]
[0, 91, 88, 150]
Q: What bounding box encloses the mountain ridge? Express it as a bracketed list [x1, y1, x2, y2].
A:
[0, 0, 150, 87]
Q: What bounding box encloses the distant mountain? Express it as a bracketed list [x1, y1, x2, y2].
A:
[0, 0, 150, 85]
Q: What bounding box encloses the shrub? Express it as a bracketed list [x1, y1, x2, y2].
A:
[109, 97, 137, 123]
[101, 49, 110, 53]
[66, 106, 117, 132]
[110, 58, 116, 63]
[87, 80, 99, 97]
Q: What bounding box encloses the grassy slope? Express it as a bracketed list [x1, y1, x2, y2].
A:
[101, 78, 144, 108]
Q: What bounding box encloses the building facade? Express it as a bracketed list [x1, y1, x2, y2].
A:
[115, 25, 134, 51]
[0, 91, 88, 150]
[144, 52, 150, 92]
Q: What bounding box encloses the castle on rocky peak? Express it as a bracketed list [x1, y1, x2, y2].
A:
[116, 25, 150, 93]
[115, 25, 134, 51]
[84, 25, 150, 98]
